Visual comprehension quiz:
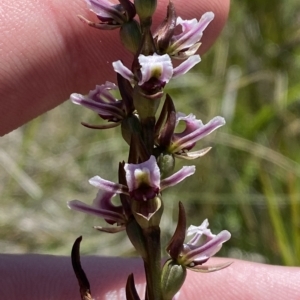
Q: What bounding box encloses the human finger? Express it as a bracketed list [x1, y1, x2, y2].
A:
[0, 0, 230, 135]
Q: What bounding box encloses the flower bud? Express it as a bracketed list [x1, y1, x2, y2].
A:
[161, 259, 187, 300]
[134, 0, 157, 20]
[157, 153, 175, 178]
[120, 20, 142, 54]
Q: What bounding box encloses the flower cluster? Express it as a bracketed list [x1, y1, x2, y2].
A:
[69, 155, 195, 228]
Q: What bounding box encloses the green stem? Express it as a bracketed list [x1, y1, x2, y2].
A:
[143, 226, 162, 300]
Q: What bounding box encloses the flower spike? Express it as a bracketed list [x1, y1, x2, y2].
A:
[69, 1, 229, 298]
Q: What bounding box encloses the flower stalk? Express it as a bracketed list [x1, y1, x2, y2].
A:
[68, 1, 231, 299]
[143, 226, 162, 300]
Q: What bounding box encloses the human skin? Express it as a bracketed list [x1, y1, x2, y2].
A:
[1, 255, 300, 299]
[1, 0, 300, 299]
[0, 0, 229, 135]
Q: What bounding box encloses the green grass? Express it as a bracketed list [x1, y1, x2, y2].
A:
[1, 0, 300, 265]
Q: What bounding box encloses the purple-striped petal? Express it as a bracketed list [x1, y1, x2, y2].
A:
[170, 13, 214, 54]
[160, 165, 196, 190]
[92, 190, 122, 213]
[72, 96, 125, 120]
[88, 82, 118, 102]
[112, 60, 135, 83]
[89, 175, 128, 194]
[178, 219, 231, 268]
[172, 55, 201, 78]
[175, 113, 203, 137]
[187, 219, 212, 238]
[184, 230, 231, 265]
[138, 54, 173, 86]
[70, 82, 126, 122]
[87, 0, 126, 25]
[172, 116, 225, 153]
[68, 199, 126, 224]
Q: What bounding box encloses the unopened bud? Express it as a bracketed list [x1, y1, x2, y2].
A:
[134, 0, 157, 20]
[120, 20, 142, 54]
[157, 153, 175, 178]
[161, 259, 187, 300]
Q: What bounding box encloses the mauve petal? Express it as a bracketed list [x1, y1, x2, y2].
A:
[175, 113, 203, 136]
[92, 190, 123, 215]
[89, 175, 128, 194]
[71, 83, 125, 121]
[89, 83, 118, 103]
[185, 230, 231, 264]
[72, 98, 124, 119]
[173, 116, 225, 152]
[173, 113, 204, 149]
[172, 55, 201, 78]
[168, 12, 214, 59]
[67, 200, 125, 224]
[138, 54, 173, 85]
[87, 0, 125, 24]
[172, 12, 214, 51]
[112, 60, 134, 83]
[187, 219, 210, 236]
[124, 156, 160, 191]
[160, 165, 195, 190]
[87, 0, 113, 16]
[187, 220, 215, 245]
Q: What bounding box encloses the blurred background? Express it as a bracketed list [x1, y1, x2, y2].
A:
[1, 0, 300, 266]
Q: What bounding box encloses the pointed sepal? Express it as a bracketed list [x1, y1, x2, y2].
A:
[126, 274, 141, 300]
[71, 236, 93, 300]
[166, 202, 186, 259]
